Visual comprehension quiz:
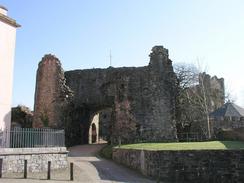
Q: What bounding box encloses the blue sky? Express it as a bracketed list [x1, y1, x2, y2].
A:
[2, 0, 244, 108]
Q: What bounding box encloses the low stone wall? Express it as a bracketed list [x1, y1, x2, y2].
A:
[113, 148, 244, 183]
[0, 147, 68, 173]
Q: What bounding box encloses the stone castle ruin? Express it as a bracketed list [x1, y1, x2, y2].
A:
[33, 46, 226, 145]
[198, 72, 225, 112]
[33, 46, 178, 145]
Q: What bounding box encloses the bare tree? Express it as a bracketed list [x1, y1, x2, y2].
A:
[174, 63, 212, 139]
[224, 84, 236, 103]
[174, 63, 199, 134]
[174, 63, 199, 89]
[198, 73, 211, 138]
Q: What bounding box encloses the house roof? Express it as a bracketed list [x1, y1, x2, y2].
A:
[0, 10, 20, 28]
[210, 102, 244, 118]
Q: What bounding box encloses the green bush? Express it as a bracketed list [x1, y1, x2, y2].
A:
[99, 145, 114, 159]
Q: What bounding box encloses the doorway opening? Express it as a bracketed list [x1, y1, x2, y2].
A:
[89, 113, 99, 144]
[88, 109, 112, 144]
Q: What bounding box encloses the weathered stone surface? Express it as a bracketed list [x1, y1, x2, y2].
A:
[33, 54, 72, 128]
[198, 72, 225, 112]
[99, 108, 112, 141]
[0, 147, 68, 173]
[33, 46, 177, 145]
[113, 148, 244, 183]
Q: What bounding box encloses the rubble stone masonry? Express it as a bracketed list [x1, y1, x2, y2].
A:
[33, 46, 177, 144]
[113, 148, 244, 183]
[0, 147, 68, 173]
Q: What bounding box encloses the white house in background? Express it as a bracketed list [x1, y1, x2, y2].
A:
[0, 5, 20, 145]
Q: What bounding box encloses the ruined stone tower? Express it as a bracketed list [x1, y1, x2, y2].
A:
[199, 72, 225, 112]
[33, 55, 71, 128]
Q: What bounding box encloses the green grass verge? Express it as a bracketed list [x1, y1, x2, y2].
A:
[116, 141, 244, 151]
[99, 144, 114, 159]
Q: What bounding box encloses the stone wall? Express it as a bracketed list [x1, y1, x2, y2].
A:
[113, 148, 244, 183]
[64, 46, 177, 144]
[33, 46, 178, 145]
[0, 147, 68, 173]
[99, 108, 112, 141]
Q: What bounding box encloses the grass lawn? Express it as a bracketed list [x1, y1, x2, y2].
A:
[116, 141, 244, 151]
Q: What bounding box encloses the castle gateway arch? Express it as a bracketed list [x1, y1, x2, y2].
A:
[33, 46, 177, 146]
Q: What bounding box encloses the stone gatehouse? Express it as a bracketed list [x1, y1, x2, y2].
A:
[33, 46, 177, 146]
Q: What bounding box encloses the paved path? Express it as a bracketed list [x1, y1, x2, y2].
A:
[0, 144, 155, 183]
[68, 144, 155, 183]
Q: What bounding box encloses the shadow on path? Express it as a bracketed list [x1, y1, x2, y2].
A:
[68, 144, 154, 183]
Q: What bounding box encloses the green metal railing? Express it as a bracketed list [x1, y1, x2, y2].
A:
[1, 128, 65, 148]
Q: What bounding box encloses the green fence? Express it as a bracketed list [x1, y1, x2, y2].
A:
[2, 128, 65, 148]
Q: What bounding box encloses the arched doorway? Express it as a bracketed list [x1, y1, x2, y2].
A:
[87, 110, 112, 144]
[89, 113, 99, 144]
